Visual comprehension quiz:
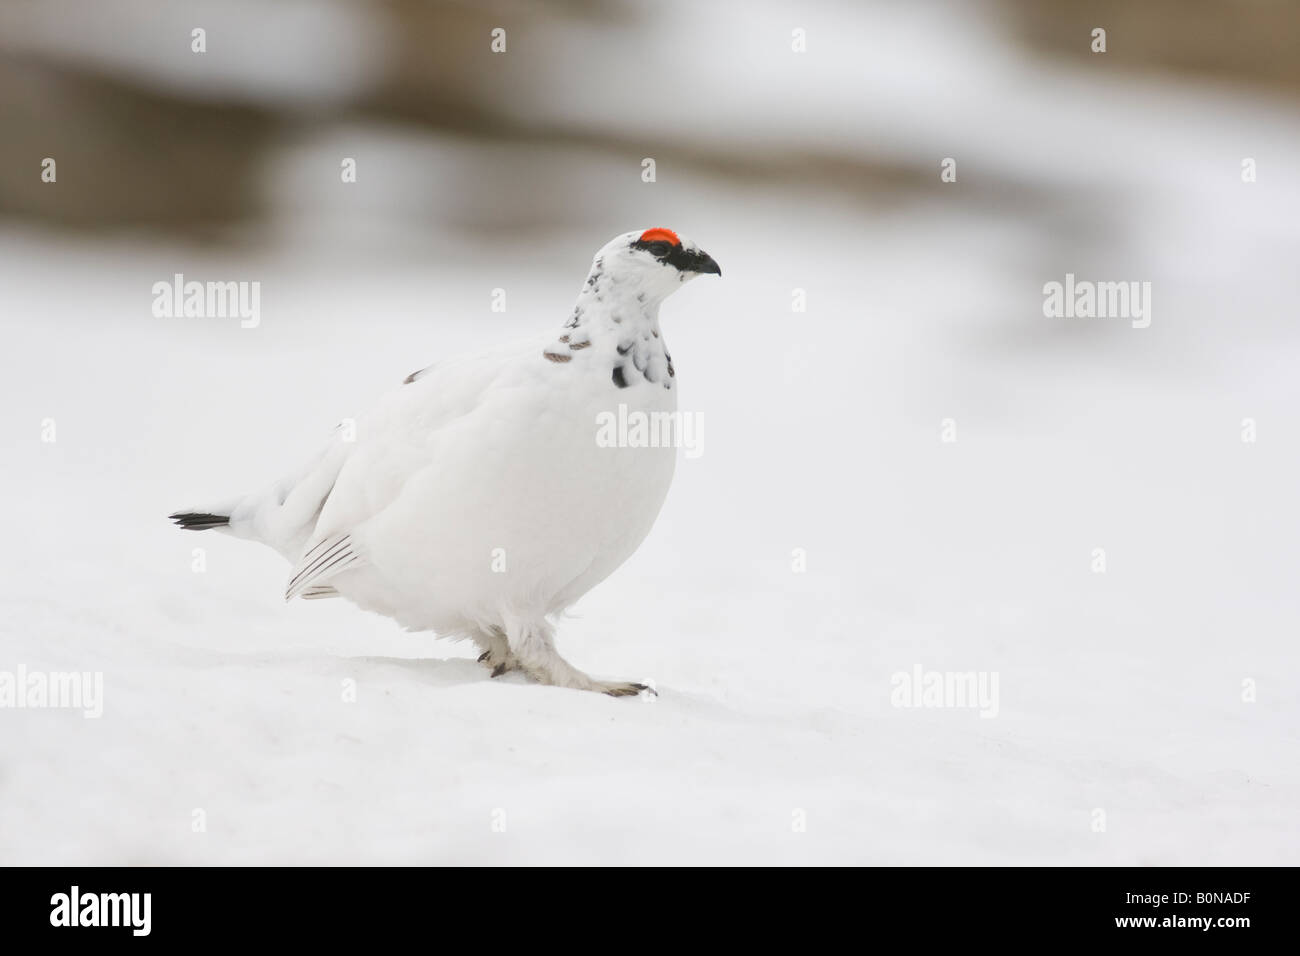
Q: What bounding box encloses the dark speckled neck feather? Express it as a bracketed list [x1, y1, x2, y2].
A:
[542, 255, 675, 390]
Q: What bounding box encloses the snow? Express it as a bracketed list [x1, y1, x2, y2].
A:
[2, 2, 1298, 865]
[4, 196, 1296, 864]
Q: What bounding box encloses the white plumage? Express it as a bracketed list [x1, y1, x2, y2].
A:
[171, 229, 720, 695]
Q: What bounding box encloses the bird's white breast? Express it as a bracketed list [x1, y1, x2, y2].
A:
[320, 338, 677, 633]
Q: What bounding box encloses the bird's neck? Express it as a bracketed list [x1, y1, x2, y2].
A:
[543, 265, 676, 390]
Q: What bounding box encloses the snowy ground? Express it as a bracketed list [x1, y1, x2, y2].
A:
[3, 3, 1299, 865]
[4, 191, 1297, 864]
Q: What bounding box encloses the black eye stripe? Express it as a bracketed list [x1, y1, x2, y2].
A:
[629, 237, 719, 276]
[631, 238, 672, 258]
[631, 238, 674, 258]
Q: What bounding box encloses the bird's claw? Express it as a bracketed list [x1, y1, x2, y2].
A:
[479, 646, 520, 678]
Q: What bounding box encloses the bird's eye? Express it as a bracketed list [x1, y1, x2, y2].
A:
[646, 241, 671, 258]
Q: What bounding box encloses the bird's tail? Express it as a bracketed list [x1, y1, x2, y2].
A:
[168, 511, 231, 531]
[167, 439, 350, 560]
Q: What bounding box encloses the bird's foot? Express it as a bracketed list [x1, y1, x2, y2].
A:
[477, 647, 521, 678]
[528, 667, 656, 697]
[500, 618, 654, 697]
[509, 657, 653, 697]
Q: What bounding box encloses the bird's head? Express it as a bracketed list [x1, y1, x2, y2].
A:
[591, 228, 721, 301]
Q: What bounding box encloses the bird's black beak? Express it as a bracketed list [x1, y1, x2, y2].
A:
[668, 246, 722, 276]
[692, 251, 722, 277]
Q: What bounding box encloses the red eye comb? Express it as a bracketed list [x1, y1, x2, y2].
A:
[638, 227, 680, 246]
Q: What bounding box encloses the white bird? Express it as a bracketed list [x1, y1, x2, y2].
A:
[171, 228, 720, 695]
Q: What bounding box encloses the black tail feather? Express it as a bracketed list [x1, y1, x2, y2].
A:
[169, 512, 230, 531]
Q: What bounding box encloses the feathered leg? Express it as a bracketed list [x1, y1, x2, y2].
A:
[501, 614, 649, 697]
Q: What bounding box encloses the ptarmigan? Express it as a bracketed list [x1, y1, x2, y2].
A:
[170, 228, 720, 696]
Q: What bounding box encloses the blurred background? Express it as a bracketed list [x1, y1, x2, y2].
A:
[2, 0, 1298, 864]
